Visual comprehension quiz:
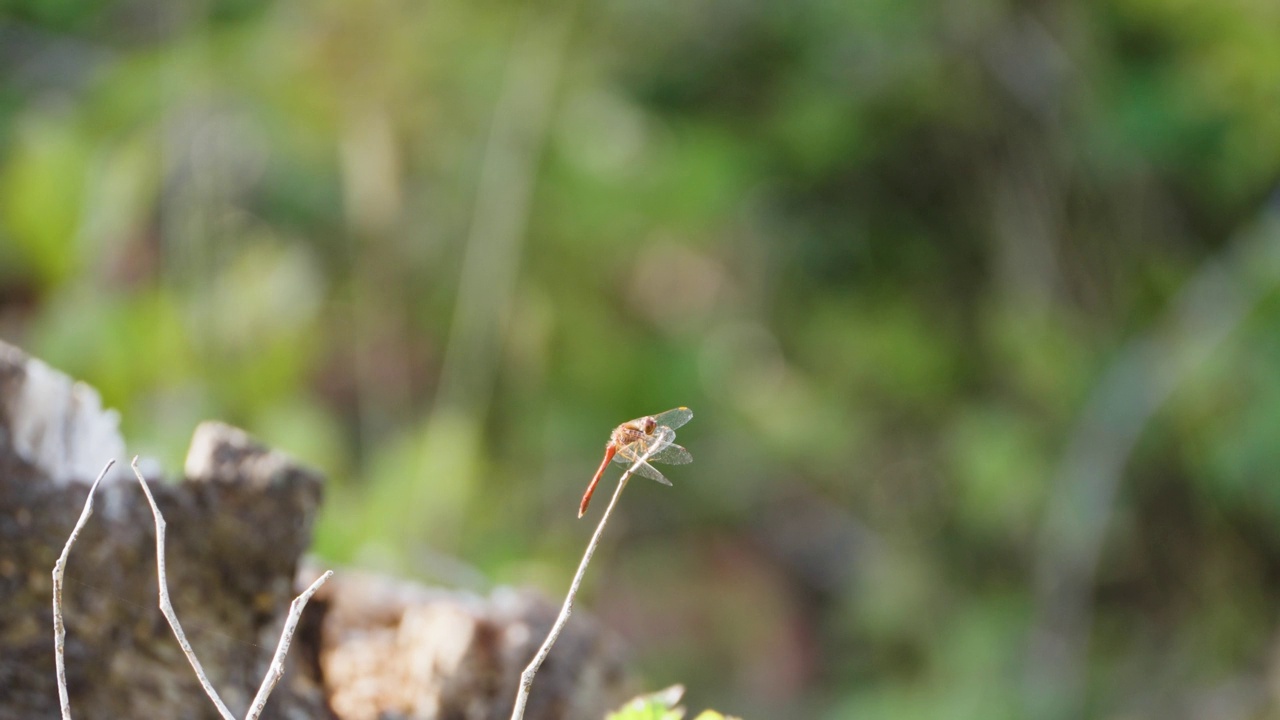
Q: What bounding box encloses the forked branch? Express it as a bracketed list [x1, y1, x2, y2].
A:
[51, 457, 332, 720]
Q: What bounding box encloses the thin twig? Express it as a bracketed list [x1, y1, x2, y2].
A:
[244, 570, 333, 720]
[510, 446, 661, 720]
[129, 457, 333, 720]
[52, 454, 330, 719]
[52, 459, 115, 720]
[129, 457, 238, 720]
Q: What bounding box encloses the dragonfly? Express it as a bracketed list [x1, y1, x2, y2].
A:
[579, 407, 693, 517]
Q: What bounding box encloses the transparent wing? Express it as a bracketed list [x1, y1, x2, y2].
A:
[614, 428, 677, 485]
[651, 407, 693, 431]
[613, 427, 675, 466]
[647, 443, 692, 465]
[628, 459, 673, 486]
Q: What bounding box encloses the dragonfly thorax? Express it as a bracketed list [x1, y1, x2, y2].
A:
[611, 415, 657, 447]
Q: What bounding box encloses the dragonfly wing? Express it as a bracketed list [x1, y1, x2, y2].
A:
[647, 442, 692, 465]
[651, 407, 693, 431]
[630, 459, 673, 486]
[614, 435, 676, 486]
[613, 427, 674, 466]
[649, 426, 676, 453]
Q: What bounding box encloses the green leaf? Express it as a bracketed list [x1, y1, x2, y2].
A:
[606, 685, 686, 720]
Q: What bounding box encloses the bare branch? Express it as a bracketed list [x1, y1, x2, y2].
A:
[52, 459, 115, 720]
[54, 451, 332, 720]
[510, 444, 662, 720]
[244, 570, 333, 720]
[129, 457, 238, 720]
[128, 456, 333, 720]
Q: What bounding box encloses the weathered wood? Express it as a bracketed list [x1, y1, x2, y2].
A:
[314, 569, 631, 720]
[0, 340, 330, 720]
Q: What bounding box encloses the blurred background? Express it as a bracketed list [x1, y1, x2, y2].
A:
[2, 0, 1280, 717]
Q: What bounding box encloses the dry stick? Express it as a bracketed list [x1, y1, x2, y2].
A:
[129, 457, 238, 720]
[52, 456, 330, 720]
[128, 457, 332, 720]
[244, 570, 333, 720]
[52, 459, 116, 720]
[509, 447, 660, 720]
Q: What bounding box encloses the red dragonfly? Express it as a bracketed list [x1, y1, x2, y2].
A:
[578, 407, 693, 517]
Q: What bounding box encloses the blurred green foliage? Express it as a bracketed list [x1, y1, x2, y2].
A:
[3, 0, 1280, 717]
[605, 685, 740, 720]
[606, 686, 687, 720]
